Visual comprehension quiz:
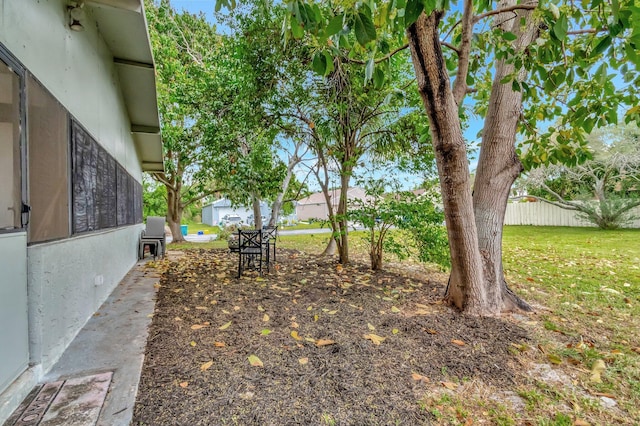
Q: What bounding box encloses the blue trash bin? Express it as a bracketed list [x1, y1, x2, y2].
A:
[180, 225, 188, 236]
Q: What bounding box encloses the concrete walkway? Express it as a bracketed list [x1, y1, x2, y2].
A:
[5, 260, 159, 426]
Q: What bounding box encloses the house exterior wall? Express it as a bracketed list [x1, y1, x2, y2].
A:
[203, 199, 272, 226]
[296, 203, 329, 221]
[0, 1, 146, 417]
[0, 0, 142, 176]
[26, 228, 140, 372]
[202, 204, 214, 226]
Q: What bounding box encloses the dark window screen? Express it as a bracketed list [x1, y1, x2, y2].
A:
[71, 119, 142, 234]
[27, 75, 70, 243]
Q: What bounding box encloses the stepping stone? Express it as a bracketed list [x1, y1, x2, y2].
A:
[6, 372, 112, 426]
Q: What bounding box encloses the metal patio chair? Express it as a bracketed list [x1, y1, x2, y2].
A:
[237, 229, 267, 277]
[139, 216, 166, 260]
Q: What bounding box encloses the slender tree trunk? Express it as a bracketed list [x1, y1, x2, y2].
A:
[251, 193, 262, 229]
[269, 161, 295, 227]
[472, 0, 536, 311]
[166, 185, 185, 242]
[337, 170, 351, 264]
[407, 12, 486, 314]
[321, 237, 337, 257]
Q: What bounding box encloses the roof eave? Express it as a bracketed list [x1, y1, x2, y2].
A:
[87, 0, 164, 172]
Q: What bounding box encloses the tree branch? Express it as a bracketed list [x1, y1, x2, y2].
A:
[472, 3, 538, 24]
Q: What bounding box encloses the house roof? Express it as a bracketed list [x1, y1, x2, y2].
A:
[87, 0, 163, 172]
[205, 198, 270, 209]
[297, 188, 369, 205]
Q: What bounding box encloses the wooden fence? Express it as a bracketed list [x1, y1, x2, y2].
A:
[503, 202, 640, 228]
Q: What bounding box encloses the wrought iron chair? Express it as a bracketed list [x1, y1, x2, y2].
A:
[138, 216, 166, 260]
[262, 225, 278, 265]
[237, 229, 266, 277]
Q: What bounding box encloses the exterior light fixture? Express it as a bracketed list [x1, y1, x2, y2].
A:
[68, 0, 86, 31]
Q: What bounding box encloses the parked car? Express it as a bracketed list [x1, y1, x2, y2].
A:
[247, 214, 267, 226]
[220, 214, 242, 228]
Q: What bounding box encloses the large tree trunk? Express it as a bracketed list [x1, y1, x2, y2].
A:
[472, 0, 537, 311]
[407, 12, 487, 314]
[166, 185, 185, 243]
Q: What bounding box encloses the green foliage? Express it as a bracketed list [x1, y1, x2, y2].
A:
[397, 199, 449, 269]
[145, 0, 223, 229]
[349, 177, 448, 270]
[524, 124, 640, 229]
[143, 176, 167, 218]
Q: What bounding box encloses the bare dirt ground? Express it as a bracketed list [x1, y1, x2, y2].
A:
[132, 249, 535, 425]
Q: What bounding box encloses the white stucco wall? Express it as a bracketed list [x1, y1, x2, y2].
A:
[0, 0, 145, 378]
[26, 226, 141, 373]
[0, 0, 142, 176]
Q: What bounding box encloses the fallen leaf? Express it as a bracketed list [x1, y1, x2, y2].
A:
[327, 310, 338, 315]
[291, 330, 302, 341]
[191, 324, 207, 330]
[364, 334, 386, 345]
[261, 329, 271, 336]
[547, 354, 563, 365]
[174, 317, 182, 321]
[451, 339, 466, 346]
[411, 372, 429, 382]
[591, 392, 615, 399]
[298, 358, 309, 365]
[632, 347, 640, 354]
[179, 381, 188, 388]
[263, 314, 270, 322]
[214, 341, 225, 347]
[200, 361, 213, 371]
[590, 359, 606, 383]
[573, 420, 590, 426]
[291, 322, 299, 329]
[248, 355, 263, 367]
[415, 303, 430, 309]
[195, 306, 207, 310]
[367, 323, 376, 331]
[304, 337, 316, 343]
[219, 321, 232, 330]
[391, 306, 401, 313]
[426, 328, 438, 335]
[233, 306, 241, 311]
[392, 329, 399, 335]
[441, 381, 459, 390]
[316, 339, 336, 347]
[257, 305, 265, 312]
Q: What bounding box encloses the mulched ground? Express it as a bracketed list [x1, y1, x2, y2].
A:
[132, 249, 530, 425]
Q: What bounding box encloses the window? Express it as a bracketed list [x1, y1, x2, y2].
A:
[0, 58, 23, 231]
[71, 119, 142, 234]
[27, 75, 70, 243]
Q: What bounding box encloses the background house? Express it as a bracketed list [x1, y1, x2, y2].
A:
[0, 0, 162, 422]
[202, 198, 271, 226]
[296, 187, 369, 221]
